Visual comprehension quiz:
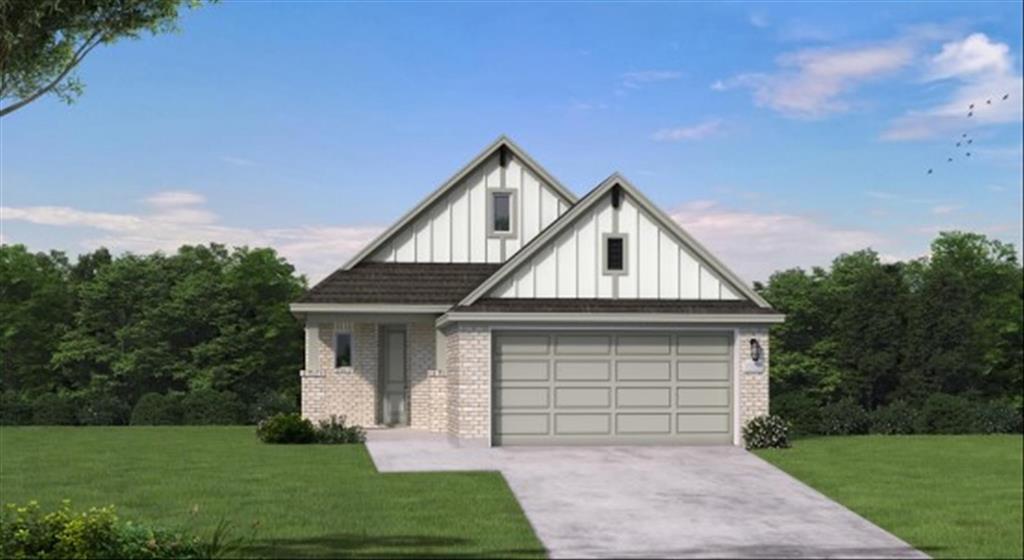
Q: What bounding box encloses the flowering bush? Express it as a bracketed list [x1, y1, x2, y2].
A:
[0, 500, 210, 559]
[742, 415, 791, 449]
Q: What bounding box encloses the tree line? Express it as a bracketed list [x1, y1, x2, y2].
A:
[1, 244, 305, 425]
[1, 231, 1021, 430]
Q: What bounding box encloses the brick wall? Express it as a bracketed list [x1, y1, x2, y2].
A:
[300, 321, 378, 427]
[408, 322, 437, 430]
[444, 324, 490, 440]
[738, 327, 770, 434]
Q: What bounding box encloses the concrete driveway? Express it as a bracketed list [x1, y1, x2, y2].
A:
[366, 430, 926, 559]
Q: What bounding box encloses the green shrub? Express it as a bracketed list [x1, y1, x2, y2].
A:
[77, 392, 131, 426]
[742, 415, 791, 449]
[248, 391, 297, 424]
[130, 393, 183, 426]
[0, 500, 208, 559]
[256, 413, 316, 444]
[869, 400, 919, 435]
[315, 415, 366, 444]
[973, 400, 1023, 434]
[769, 391, 821, 435]
[31, 393, 78, 425]
[818, 399, 870, 435]
[0, 391, 33, 425]
[916, 393, 977, 434]
[181, 389, 246, 425]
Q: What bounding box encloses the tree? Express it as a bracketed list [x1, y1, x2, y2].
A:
[0, 0, 203, 117]
[0, 245, 73, 392]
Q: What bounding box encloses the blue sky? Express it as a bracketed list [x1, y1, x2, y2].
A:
[2, 1, 1022, 282]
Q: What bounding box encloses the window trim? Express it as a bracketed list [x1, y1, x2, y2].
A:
[486, 188, 517, 238]
[602, 233, 628, 276]
[334, 331, 354, 369]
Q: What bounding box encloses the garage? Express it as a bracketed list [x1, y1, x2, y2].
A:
[492, 330, 734, 445]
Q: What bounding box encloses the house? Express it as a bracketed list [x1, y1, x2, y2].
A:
[290, 136, 783, 446]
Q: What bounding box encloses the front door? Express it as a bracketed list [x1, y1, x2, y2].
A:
[381, 327, 408, 425]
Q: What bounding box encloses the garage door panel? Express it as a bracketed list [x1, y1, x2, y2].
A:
[617, 387, 671, 408]
[555, 413, 611, 435]
[677, 387, 730, 407]
[677, 361, 730, 381]
[498, 360, 550, 381]
[616, 413, 672, 434]
[498, 387, 550, 408]
[677, 413, 730, 433]
[555, 387, 611, 408]
[555, 360, 610, 381]
[616, 335, 672, 355]
[677, 335, 731, 355]
[496, 335, 550, 355]
[616, 360, 671, 381]
[555, 335, 611, 355]
[494, 331, 734, 445]
[497, 413, 550, 435]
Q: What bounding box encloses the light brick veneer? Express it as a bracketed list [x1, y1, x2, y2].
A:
[300, 321, 378, 427]
[738, 327, 770, 433]
[408, 322, 437, 430]
[444, 324, 491, 440]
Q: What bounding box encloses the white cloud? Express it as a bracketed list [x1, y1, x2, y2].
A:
[748, 13, 769, 29]
[652, 120, 723, 142]
[883, 33, 1023, 141]
[717, 42, 913, 118]
[931, 204, 962, 215]
[668, 200, 884, 281]
[1, 191, 382, 282]
[569, 99, 608, 112]
[621, 70, 682, 89]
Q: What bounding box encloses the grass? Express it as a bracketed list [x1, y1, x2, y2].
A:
[0, 427, 544, 558]
[756, 435, 1023, 559]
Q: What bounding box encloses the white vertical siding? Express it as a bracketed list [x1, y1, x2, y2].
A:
[369, 154, 570, 264]
[488, 192, 745, 302]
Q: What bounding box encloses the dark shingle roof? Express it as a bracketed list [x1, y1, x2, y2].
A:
[298, 263, 501, 304]
[454, 298, 777, 314]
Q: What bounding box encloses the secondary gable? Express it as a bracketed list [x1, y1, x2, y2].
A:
[471, 175, 764, 304]
[358, 138, 574, 266]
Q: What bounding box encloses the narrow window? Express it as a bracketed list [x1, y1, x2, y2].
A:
[335, 332, 353, 368]
[493, 193, 511, 233]
[605, 236, 625, 273]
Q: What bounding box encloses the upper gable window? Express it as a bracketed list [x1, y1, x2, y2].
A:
[487, 189, 516, 238]
[603, 234, 627, 275]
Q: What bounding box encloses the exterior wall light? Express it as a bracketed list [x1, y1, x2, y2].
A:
[750, 339, 763, 363]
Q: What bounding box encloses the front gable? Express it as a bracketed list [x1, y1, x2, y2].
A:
[344, 136, 575, 268]
[462, 174, 770, 307]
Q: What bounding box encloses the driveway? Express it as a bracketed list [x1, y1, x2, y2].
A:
[366, 430, 926, 559]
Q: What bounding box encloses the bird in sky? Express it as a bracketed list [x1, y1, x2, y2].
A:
[1004, 93, 1010, 100]
[968, 111, 974, 117]
[987, 99, 992, 104]
[957, 141, 962, 147]
[963, 133, 968, 137]
[966, 152, 971, 157]
[948, 157, 954, 162]
[967, 139, 973, 144]
[969, 103, 975, 109]
[928, 168, 934, 174]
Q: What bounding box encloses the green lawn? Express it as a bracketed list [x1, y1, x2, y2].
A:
[756, 435, 1024, 559]
[0, 427, 544, 558]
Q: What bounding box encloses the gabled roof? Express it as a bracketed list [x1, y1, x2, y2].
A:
[297, 262, 500, 305]
[340, 135, 577, 270]
[458, 173, 773, 309]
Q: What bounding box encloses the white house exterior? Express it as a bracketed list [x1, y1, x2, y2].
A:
[290, 136, 783, 446]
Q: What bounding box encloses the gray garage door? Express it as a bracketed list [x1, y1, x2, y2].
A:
[493, 331, 733, 445]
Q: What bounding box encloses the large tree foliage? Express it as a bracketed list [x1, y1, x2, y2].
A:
[0, 0, 201, 117]
[762, 231, 1023, 411]
[1, 243, 305, 405]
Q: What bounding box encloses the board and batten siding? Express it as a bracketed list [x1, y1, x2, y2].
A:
[490, 193, 741, 300]
[369, 154, 570, 264]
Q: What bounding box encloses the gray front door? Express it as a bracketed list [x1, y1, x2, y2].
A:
[381, 327, 408, 425]
[493, 331, 733, 445]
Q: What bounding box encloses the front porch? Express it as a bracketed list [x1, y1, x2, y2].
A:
[299, 315, 450, 433]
